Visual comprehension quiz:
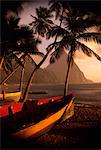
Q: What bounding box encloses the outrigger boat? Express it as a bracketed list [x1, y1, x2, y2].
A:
[1, 93, 75, 141]
[0, 91, 21, 102]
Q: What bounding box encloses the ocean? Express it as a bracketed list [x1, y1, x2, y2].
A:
[1, 83, 101, 106]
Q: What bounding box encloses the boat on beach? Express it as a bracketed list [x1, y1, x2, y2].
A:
[1, 93, 75, 140]
[0, 91, 21, 102]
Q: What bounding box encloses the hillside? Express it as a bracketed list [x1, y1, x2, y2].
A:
[45, 51, 92, 84]
[0, 52, 92, 84]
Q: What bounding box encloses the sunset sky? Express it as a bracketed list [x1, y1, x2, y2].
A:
[19, 1, 101, 83]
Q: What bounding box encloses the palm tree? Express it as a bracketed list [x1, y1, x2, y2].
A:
[1, 1, 45, 100]
[0, 15, 42, 100]
[1, 16, 23, 70]
[0, 0, 23, 69]
[22, 4, 67, 102]
[22, 7, 54, 102]
[1, 16, 24, 74]
[23, 3, 89, 102]
[47, 3, 101, 96]
[1, 24, 41, 87]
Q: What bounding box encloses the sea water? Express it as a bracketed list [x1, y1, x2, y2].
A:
[1, 83, 101, 106]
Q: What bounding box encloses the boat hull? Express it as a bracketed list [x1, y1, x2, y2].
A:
[12, 97, 74, 140]
[0, 91, 21, 102]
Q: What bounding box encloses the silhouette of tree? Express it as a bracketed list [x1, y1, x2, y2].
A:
[47, 1, 101, 96]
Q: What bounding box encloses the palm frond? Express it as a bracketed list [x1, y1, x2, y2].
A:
[50, 55, 56, 64]
[49, 0, 62, 20]
[60, 35, 71, 50]
[36, 7, 53, 19]
[8, 16, 20, 28]
[46, 25, 69, 39]
[76, 41, 101, 61]
[77, 32, 101, 44]
[30, 12, 53, 37]
[46, 19, 54, 25]
[63, 10, 101, 34]
[30, 15, 37, 20]
[46, 41, 59, 51]
[33, 52, 44, 57]
[51, 46, 64, 60]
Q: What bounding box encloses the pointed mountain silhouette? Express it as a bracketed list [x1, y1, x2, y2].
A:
[27, 51, 92, 84]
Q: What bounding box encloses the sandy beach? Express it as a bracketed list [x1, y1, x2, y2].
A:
[2, 103, 101, 149]
[32, 103, 101, 149]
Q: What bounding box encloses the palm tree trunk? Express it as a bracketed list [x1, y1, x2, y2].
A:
[22, 9, 65, 102]
[0, 57, 4, 69]
[64, 50, 73, 97]
[22, 50, 51, 102]
[19, 61, 26, 100]
[0, 53, 5, 69]
[22, 68, 36, 102]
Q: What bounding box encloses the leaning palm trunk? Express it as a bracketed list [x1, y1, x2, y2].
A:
[22, 9, 64, 102]
[64, 50, 73, 97]
[0, 54, 5, 69]
[23, 50, 50, 102]
[19, 61, 26, 100]
[0, 57, 4, 69]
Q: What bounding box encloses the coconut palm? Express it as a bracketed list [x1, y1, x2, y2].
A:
[1, 16, 23, 71]
[1, 31, 42, 101]
[1, 1, 44, 101]
[0, 0, 23, 69]
[0, 16, 42, 100]
[1, 24, 41, 80]
[22, 7, 54, 102]
[22, 5, 66, 102]
[47, 3, 101, 96]
[1, 14, 41, 75]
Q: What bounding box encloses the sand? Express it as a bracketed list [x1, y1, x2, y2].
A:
[1, 103, 101, 149]
[31, 104, 101, 149]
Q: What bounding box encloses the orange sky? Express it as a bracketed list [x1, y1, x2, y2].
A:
[19, 2, 101, 83]
[75, 41, 101, 83]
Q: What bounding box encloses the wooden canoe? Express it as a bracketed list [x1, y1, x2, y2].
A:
[1, 93, 75, 140]
[0, 91, 21, 102]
